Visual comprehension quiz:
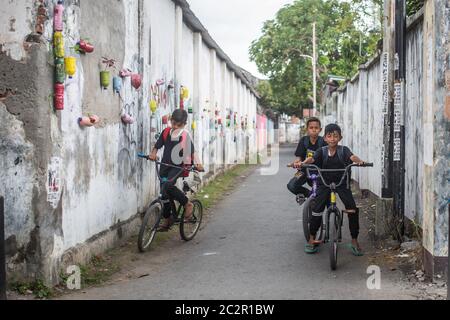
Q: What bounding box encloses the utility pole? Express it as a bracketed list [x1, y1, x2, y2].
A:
[381, 0, 395, 199]
[393, 0, 406, 238]
[312, 22, 317, 116]
[376, 0, 396, 240]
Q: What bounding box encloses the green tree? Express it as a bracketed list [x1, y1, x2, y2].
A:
[250, 0, 381, 115]
[407, 0, 424, 16]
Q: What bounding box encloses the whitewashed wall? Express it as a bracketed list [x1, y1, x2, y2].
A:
[404, 21, 424, 224]
[1, 0, 266, 282]
[331, 17, 425, 210]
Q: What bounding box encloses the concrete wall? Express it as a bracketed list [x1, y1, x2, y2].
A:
[404, 19, 424, 226]
[325, 1, 449, 276]
[334, 58, 384, 197]
[0, 0, 265, 284]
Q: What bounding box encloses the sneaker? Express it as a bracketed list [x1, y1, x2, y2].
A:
[296, 194, 306, 205]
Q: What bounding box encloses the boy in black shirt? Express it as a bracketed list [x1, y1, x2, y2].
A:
[299, 124, 366, 256]
[287, 118, 327, 203]
[149, 109, 204, 231]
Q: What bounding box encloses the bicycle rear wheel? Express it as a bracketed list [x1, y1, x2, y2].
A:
[329, 210, 339, 271]
[180, 200, 203, 241]
[138, 201, 162, 252]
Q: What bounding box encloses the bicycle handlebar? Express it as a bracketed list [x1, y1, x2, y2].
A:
[138, 153, 204, 173]
[301, 163, 373, 189]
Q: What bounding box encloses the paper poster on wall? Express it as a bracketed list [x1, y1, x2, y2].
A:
[393, 138, 401, 162]
[381, 52, 389, 115]
[394, 82, 402, 133]
[47, 157, 62, 209]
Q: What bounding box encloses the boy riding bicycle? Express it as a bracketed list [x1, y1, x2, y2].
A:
[287, 117, 327, 204]
[149, 109, 204, 231]
[297, 124, 367, 256]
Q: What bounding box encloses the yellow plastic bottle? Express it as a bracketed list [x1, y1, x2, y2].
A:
[150, 99, 158, 113]
[54, 32, 65, 58]
[181, 87, 189, 100]
[65, 57, 76, 78]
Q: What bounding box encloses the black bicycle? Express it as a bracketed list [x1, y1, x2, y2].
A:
[137, 154, 204, 252]
[302, 163, 373, 270]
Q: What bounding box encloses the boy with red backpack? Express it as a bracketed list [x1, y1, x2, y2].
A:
[149, 109, 204, 231]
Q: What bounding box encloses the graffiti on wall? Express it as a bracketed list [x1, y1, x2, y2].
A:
[47, 157, 62, 208]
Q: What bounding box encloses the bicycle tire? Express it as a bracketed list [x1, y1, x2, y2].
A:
[138, 201, 163, 252]
[329, 210, 339, 271]
[302, 198, 323, 242]
[302, 198, 312, 242]
[180, 200, 203, 241]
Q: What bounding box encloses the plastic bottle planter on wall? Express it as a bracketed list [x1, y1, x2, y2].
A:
[113, 76, 122, 94]
[78, 115, 100, 127]
[77, 40, 94, 54]
[131, 74, 142, 90]
[162, 115, 169, 125]
[53, 32, 65, 58]
[180, 86, 189, 109]
[65, 57, 76, 79]
[150, 99, 158, 113]
[181, 87, 189, 100]
[55, 58, 65, 84]
[121, 113, 135, 125]
[191, 120, 197, 131]
[188, 105, 193, 114]
[54, 83, 64, 110]
[54, 1, 64, 32]
[100, 71, 110, 90]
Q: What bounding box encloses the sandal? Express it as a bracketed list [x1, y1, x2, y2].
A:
[305, 244, 319, 254]
[350, 245, 364, 256]
[157, 218, 174, 232]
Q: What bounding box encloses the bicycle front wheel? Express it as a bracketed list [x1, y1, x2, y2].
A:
[180, 200, 203, 241]
[138, 201, 163, 252]
[329, 210, 340, 271]
[302, 198, 323, 242]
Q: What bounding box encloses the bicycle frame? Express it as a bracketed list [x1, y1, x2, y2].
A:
[303, 163, 373, 243]
[138, 153, 198, 218]
[308, 173, 319, 198]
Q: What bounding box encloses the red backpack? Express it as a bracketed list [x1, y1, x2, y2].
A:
[162, 127, 193, 178]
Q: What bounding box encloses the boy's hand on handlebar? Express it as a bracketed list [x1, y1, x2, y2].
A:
[195, 164, 205, 172]
[149, 154, 158, 162]
[293, 160, 302, 169]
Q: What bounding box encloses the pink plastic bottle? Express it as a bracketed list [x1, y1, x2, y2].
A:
[54, 1, 64, 32]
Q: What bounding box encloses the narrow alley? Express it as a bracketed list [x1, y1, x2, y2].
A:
[60, 145, 419, 300]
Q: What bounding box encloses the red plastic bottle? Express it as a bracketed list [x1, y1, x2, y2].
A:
[54, 83, 64, 110]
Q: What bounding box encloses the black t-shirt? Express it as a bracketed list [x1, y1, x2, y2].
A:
[155, 129, 195, 176]
[295, 136, 327, 161]
[313, 146, 353, 184]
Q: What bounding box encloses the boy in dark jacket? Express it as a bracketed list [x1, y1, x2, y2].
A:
[299, 124, 367, 256]
[288, 117, 327, 203]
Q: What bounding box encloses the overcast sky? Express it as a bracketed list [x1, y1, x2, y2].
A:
[187, 0, 294, 79]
